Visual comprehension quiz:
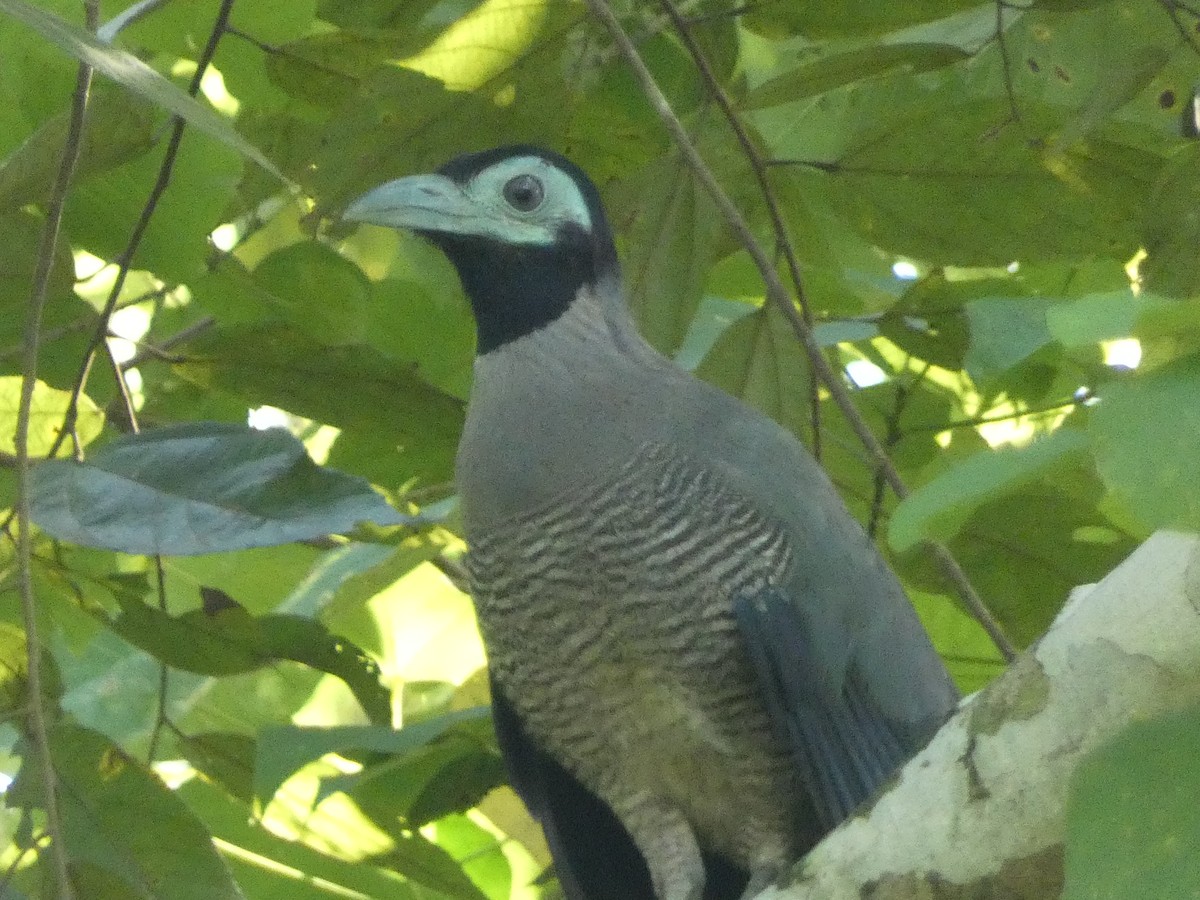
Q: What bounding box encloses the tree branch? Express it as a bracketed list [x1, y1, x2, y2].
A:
[14, 3, 101, 895]
[761, 532, 1200, 899]
[582, 0, 1017, 661]
[657, 0, 824, 456]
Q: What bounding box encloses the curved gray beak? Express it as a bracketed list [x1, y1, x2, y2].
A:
[343, 174, 474, 233]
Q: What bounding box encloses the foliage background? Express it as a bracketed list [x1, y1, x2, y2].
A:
[1, 0, 1199, 897]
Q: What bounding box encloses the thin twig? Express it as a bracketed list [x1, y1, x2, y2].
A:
[994, 0, 1023, 125]
[1157, 0, 1200, 57]
[15, 5, 101, 896]
[658, 0, 823, 458]
[584, 0, 1017, 661]
[52, 0, 238, 460]
[122, 315, 216, 368]
[145, 556, 171, 762]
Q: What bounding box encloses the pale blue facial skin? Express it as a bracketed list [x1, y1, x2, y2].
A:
[344, 154, 594, 247]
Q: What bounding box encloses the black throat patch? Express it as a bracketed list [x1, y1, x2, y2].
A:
[430, 222, 598, 354]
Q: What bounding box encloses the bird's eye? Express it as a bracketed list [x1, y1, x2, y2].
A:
[503, 174, 545, 212]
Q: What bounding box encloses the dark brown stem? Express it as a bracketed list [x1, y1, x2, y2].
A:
[583, 0, 1017, 661]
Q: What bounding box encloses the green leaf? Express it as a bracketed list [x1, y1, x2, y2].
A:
[890, 428, 1090, 552]
[0, 376, 104, 455]
[0, 620, 63, 716]
[64, 129, 243, 283]
[0, 0, 284, 182]
[695, 303, 813, 441]
[29, 421, 411, 555]
[1140, 142, 1200, 299]
[1065, 704, 1200, 899]
[820, 100, 1158, 265]
[177, 779, 422, 900]
[964, 296, 1054, 381]
[177, 326, 465, 484]
[10, 723, 244, 899]
[252, 242, 372, 346]
[253, 709, 490, 807]
[742, 0, 985, 38]
[0, 85, 158, 212]
[746, 44, 969, 109]
[105, 593, 391, 725]
[179, 732, 257, 805]
[620, 146, 730, 354]
[1090, 355, 1200, 530]
[1046, 289, 1162, 347]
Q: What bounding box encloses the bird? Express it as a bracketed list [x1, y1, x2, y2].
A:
[343, 146, 959, 900]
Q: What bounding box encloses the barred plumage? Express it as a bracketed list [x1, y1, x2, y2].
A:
[469, 441, 805, 873]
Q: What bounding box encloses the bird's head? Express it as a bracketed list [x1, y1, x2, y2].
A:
[344, 146, 619, 354]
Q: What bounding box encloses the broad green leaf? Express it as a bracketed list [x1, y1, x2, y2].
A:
[890, 428, 1089, 552]
[29, 421, 411, 554]
[619, 146, 730, 354]
[254, 709, 489, 807]
[1140, 142, 1200, 299]
[64, 129, 243, 283]
[1064, 704, 1200, 899]
[177, 326, 464, 484]
[0, 376, 103, 456]
[253, 242, 371, 345]
[821, 100, 1157, 264]
[10, 723, 244, 899]
[1090, 355, 1200, 530]
[1046, 290, 1162, 347]
[906, 471, 1138, 646]
[0, 0, 284, 181]
[695, 304, 812, 441]
[176, 779, 422, 899]
[104, 593, 391, 725]
[746, 44, 969, 109]
[964, 296, 1054, 381]
[0, 86, 158, 211]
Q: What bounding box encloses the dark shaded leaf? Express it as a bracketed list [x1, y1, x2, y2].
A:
[105, 594, 391, 724]
[30, 422, 411, 555]
[253, 709, 490, 807]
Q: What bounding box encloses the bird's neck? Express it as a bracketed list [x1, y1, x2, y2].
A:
[456, 284, 675, 530]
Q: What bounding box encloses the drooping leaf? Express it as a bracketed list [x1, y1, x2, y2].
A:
[253, 709, 490, 807]
[30, 421, 412, 554]
[0, 0, 284, 181]
[104, 592, 391, 725]
[746, 43, 970, 109]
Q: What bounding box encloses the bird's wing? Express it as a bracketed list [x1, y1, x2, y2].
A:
[489, 672, 656, 900]
[734, 585, 909, 830]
